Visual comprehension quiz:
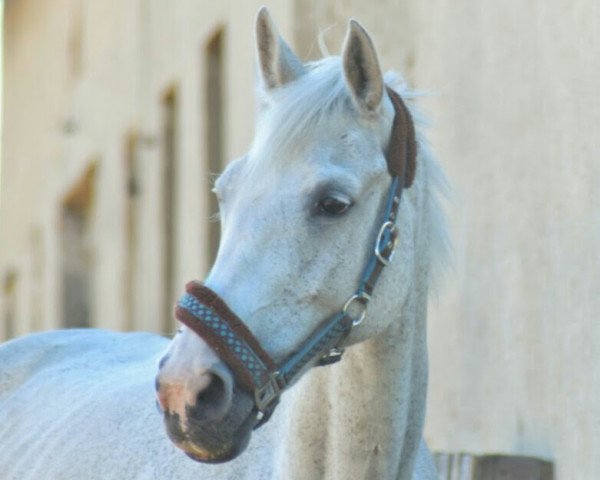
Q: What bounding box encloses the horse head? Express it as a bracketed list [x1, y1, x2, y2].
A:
[155, 7, 421, 463]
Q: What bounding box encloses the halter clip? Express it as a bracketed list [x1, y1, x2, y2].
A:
[375, 220, 399, 266]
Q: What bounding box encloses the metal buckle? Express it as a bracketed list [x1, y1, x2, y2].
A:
[318, 347, 345, 366]
[343, 292, 371, 326]
[374, 220, 399, 266]
[254, 371, 282, 412]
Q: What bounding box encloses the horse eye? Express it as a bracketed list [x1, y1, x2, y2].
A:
[317, 197, 352, 216]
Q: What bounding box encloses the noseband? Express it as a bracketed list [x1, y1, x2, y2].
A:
[175, 88, 417, 427]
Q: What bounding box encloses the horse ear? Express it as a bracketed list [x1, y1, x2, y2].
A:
[255, 7, 305, 89]
[342, 20, 384, 114]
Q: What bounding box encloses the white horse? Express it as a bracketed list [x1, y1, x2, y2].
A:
[0, 8, 448, 480]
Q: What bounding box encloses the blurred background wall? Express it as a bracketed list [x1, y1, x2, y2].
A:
[1, 1, 599, 478]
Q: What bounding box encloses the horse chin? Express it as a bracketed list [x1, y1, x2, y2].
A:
[179, 410, 257, 464]
[162, 388, 258, 464]
[180, 428, 252, 464]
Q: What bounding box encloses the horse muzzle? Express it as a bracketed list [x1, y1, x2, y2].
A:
[159, 380, 258, 463]
[156, 340, 260, 463]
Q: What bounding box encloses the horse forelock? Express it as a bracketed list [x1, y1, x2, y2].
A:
[250, 58, 363, 168]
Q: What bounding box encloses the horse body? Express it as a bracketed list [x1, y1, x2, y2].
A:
[0, 329, 437, 479]
[0, 330, 268, 480]
[0, 9, 446, 480]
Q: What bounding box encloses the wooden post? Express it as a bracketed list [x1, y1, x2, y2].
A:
[433, 453, 554, 480]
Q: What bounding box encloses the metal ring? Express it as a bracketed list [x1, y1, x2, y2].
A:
[374, 221, 399, 266]
[343, 292, 370, 326]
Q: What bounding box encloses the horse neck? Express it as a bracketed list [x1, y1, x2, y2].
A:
[272, 271, 429, 480]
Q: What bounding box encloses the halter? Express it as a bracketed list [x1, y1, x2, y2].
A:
[175, 87, 417, 428]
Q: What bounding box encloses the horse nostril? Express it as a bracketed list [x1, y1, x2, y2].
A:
[194, 373, 230, 422]
[158, 354, 170, 369]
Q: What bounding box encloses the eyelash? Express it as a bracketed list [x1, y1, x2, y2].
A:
[315, 196, 353, 216]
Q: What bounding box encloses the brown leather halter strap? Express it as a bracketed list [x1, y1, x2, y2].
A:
[386, 87, 417, 185]
[176, 282, 276, 393]
[176, 87, 417, 427]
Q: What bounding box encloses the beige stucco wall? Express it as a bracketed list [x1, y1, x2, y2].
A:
[417, 3, 600, 479]
[0, 0, 295, 337]
[293, 1, 600, 478]
[1, 1, 599, 478]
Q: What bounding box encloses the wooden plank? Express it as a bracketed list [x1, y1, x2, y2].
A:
[433, 453, 554, 480]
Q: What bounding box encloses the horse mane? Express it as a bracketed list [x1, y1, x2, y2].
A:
[251, 55, 451, 295]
